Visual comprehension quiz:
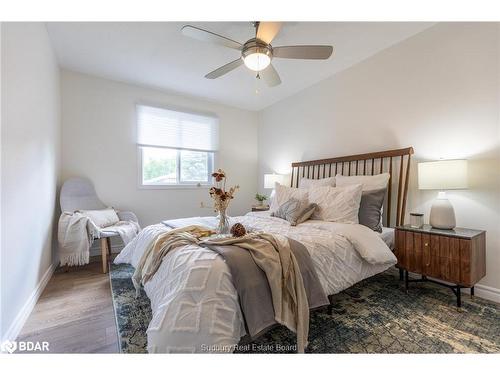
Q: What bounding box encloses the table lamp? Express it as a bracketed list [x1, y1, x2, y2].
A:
[264, 173, 285, 189]
[264, 173, 285, 204]
[418, 159, 468, 229]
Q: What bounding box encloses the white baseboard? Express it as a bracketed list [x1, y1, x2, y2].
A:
[406, 271, 500, 303]
[463, 284, 500, 303]
[1, 263, 56, 343]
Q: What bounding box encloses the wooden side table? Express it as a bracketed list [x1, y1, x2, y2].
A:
[394, 224, 486, 307]
[251, 205, 269, 212]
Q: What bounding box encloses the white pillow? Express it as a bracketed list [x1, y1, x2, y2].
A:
[335, 173, 390, 191]
[298, 176, 336, 189]
[79, 207, 119, 228]
[309, 184, 363, 223]
[269, 183, 308, 212]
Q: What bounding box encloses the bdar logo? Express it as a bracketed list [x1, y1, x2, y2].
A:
[1, 340, 17, 354]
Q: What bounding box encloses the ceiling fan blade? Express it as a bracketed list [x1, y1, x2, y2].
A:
[256, 22, 282, 44]
[205, 59, 244, 79]
[182, 25, 243, 50]
[273, 45, 333, 59]
[260, 64, 281, 87]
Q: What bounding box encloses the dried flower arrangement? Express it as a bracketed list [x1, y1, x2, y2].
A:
[209, 169, 239, 234]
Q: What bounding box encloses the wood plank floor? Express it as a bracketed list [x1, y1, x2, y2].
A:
[18, 260, 119, 353]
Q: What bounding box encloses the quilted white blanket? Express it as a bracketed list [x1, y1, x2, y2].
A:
[114, 212, 396, 353]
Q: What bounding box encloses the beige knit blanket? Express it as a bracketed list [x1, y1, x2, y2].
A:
[132, 225, 309, 353]
[59, 212, 140, 267]
[58, 212, 100, 266]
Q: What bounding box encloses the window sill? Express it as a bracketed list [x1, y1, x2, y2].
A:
[138, 184, 211, 190]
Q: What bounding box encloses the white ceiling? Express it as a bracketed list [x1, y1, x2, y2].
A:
[46, 22, 435, 111]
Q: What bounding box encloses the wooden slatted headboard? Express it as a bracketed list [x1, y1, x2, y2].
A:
[290, 147, 414, 227]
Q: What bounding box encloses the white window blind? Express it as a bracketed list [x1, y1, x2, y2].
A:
[137, 105, 219, 152]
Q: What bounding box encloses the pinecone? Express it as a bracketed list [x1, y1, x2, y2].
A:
[230, 223, 246, 237]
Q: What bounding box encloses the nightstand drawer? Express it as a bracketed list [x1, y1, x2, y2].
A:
[423, 235, 461, 283]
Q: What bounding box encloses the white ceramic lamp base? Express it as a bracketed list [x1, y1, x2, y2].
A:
[429, 192, 456, 230]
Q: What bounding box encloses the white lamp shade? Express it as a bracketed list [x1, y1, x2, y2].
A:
[418, 160, 468, 190]
[264, 174, 285, 189]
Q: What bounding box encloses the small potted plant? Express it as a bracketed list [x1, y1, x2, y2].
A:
[254, 193, 269, 209]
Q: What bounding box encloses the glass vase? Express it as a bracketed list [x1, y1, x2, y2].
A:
[216, 209, 230, 235]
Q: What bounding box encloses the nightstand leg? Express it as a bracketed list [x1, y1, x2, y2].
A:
[470, 286, 475, 297]
[456, 286, 461, 308]
[399, 268, 404, 281]
[404, 270, 409, 293]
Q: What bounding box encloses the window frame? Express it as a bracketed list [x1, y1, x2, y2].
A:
[137, 146, 216, 189]
[136, 103, 218, 190]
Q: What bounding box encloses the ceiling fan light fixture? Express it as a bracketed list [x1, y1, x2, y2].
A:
[241, 40, 272, 72]
[243, 52, 271, 72]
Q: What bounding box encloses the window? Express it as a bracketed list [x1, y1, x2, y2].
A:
[137, 104, 218, 187]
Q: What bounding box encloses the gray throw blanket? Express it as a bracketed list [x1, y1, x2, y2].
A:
[208, 238, 329, 341]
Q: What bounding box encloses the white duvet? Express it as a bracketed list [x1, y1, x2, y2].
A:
[114, 212, 396, 353]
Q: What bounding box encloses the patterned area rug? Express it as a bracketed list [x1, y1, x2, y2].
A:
[109, 263, 500, 353]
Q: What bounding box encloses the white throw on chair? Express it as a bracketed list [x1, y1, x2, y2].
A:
[59, 177, 140, 273]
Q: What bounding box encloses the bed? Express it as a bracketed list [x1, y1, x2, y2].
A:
[114, 147, 414, 353]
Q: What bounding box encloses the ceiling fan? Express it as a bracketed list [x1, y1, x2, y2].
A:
[181, 22, 334, 87]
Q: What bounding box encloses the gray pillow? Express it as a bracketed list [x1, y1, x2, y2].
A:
[358, 188, 386, 232]
[271, 198, 318, 226]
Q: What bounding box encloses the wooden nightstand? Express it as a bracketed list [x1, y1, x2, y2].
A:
[251, 205, 269, 212]
[395, 224, 486, 307]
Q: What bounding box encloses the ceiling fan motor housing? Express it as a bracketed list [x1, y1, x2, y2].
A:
[242, 38, 273, 66]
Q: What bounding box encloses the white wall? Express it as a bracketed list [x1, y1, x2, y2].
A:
[1, 23, 61, 339]
[61, 70, 259, 227]
[259, 23, 500, 292]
